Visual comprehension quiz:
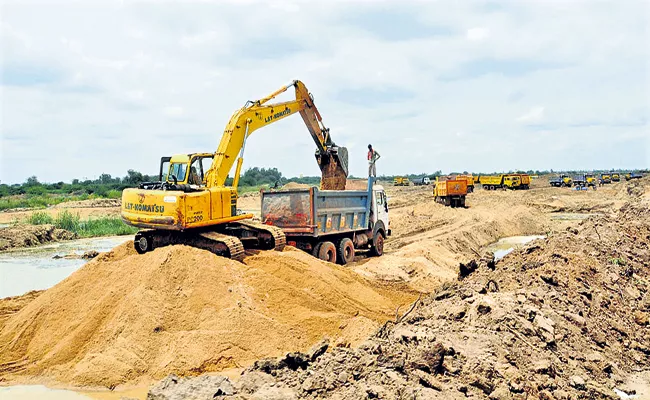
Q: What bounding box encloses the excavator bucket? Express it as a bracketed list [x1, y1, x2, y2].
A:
[317, 146, 348, 190]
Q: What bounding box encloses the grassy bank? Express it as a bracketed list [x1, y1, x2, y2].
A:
[26, 210, 138, 238]
[0, 191, 121, 211]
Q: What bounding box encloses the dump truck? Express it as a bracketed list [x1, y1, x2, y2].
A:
[260, 178, 389, 265]
[393, 177, 410, 186]
[611, 173, 621, 182]
[585, 174, 597, 187]
[479, 175, 521, 190]
[550, 174, 573, 187]
[513, 173, 531, 189]
[572, 175, 586, 187]
[433, 177, 468, 207]
[625, 172, 643, 181]
[600, 173, 612, 184]
[455, 174, 475, 193]
[412, 177, 431, 186]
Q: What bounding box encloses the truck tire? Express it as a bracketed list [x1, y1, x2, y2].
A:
[370, 234, 384, 257]
[337, 238, 355, 265]
[318, 241, 337, 263]
[311, 242, 323, 258]
[460, 197, 466, 208]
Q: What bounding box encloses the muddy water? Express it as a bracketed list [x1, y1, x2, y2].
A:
[485, 235, 546, 261]
[0, 236, 130, 298]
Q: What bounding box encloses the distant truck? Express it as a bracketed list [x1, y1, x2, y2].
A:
[625, 172, 643, 181]
[412, 177, 431, 186]
[393, 177, 411, 186]
[512, 174, 531, 190]
[455, 174, 475, 193]
[260, 178, 390, 265]
[433, 177, 468, 207]
[611, 173, 621, 182]
[600, 173, 612, 184]
[550, 174, 573, 187]
[479, 174, 521, 190]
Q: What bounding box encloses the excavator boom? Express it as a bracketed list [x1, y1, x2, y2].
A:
[206, 80, 348, 190]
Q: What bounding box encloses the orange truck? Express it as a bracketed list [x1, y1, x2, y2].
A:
[455, 174, 475, 193]
[433, 177, 468, 208]
[512, 173, 531, 189]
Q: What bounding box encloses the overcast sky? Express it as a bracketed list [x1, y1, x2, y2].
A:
[1, 0, 648, 184]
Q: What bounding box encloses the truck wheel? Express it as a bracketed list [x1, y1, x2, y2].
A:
[311, 242, 323, 258]
[460, 197, 466, 208]
[135, 234, 152, 254]
[370, 234, 384, 257]
[337, 238, 355, 265]
[318, 241, 337, 263]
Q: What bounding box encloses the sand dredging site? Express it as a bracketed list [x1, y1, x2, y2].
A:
[0, 177, 648, 399]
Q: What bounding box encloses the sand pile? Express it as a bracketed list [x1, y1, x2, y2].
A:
[356, 191, 550, 292]
[282, 182, 311, 189]
[53, 198, 121, 208]
[0, 244, 415, 388]
[153, 197, 650, 399]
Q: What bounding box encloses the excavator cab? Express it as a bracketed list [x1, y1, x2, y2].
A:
[162, 153, 214, 187]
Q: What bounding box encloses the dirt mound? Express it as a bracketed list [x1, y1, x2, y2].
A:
[164, 199, 649, 399]
[282, 182, 311, 189]
[53, 198, 121, 208]
[0, 224, 77, 251]
[0, 244, 415, 388]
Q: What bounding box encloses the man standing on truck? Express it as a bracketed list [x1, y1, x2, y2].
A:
[368, 144, 381, 177]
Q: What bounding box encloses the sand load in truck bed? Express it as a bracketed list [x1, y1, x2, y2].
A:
[0, 244, 415, 388]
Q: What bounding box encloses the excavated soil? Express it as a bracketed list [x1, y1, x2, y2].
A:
[0, 176, 647, 396]
[0, 224, 77, 251]
[152, 183, 650, 399]
[0, 244, 415, 388]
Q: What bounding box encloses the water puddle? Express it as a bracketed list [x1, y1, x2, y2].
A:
[0, 236, 130, 298]
[0, 384, 149, 399]
[485, 235, 546, 261]
[551, 213, 601, 221]
[0, 385, 92, 399]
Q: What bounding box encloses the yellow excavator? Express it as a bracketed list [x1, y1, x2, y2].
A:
[121, 80, 348, 260]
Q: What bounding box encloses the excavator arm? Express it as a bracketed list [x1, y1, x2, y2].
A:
[205, 80, 348, 190]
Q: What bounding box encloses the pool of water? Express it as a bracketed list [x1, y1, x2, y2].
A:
[550, 213, 601, 221]
[485, 235, 546, 261]
[0, 236, 131, 298]
[0, 385, 92, 399]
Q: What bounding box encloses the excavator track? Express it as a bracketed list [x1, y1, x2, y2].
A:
[196, 232, 245, 262]
[233, 220, 286, 251]
[133, 220, 285, 261]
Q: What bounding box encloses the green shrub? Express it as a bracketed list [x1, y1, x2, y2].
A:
[27, 211, 54, 225]
[54, 210, 81, 232]
[106, 190, 122, 199]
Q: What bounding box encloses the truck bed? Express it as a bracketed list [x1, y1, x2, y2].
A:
[261, 185, 371, 237]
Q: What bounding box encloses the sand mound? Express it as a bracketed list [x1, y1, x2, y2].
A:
[282, 182, 311, 189]
[0, 243, 414, 387]
[156, 199, 650, 399]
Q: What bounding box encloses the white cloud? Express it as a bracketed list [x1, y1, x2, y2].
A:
[0, 1, 647, 184]
[163, 106, 185, 118]
[466, 27, 489, 41]
[516, 106, 545, 123]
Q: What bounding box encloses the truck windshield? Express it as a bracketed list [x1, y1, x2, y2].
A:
[168, 163, 188, 183]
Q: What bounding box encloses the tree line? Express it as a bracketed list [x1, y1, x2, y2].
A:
[2, 167, 647, 199]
